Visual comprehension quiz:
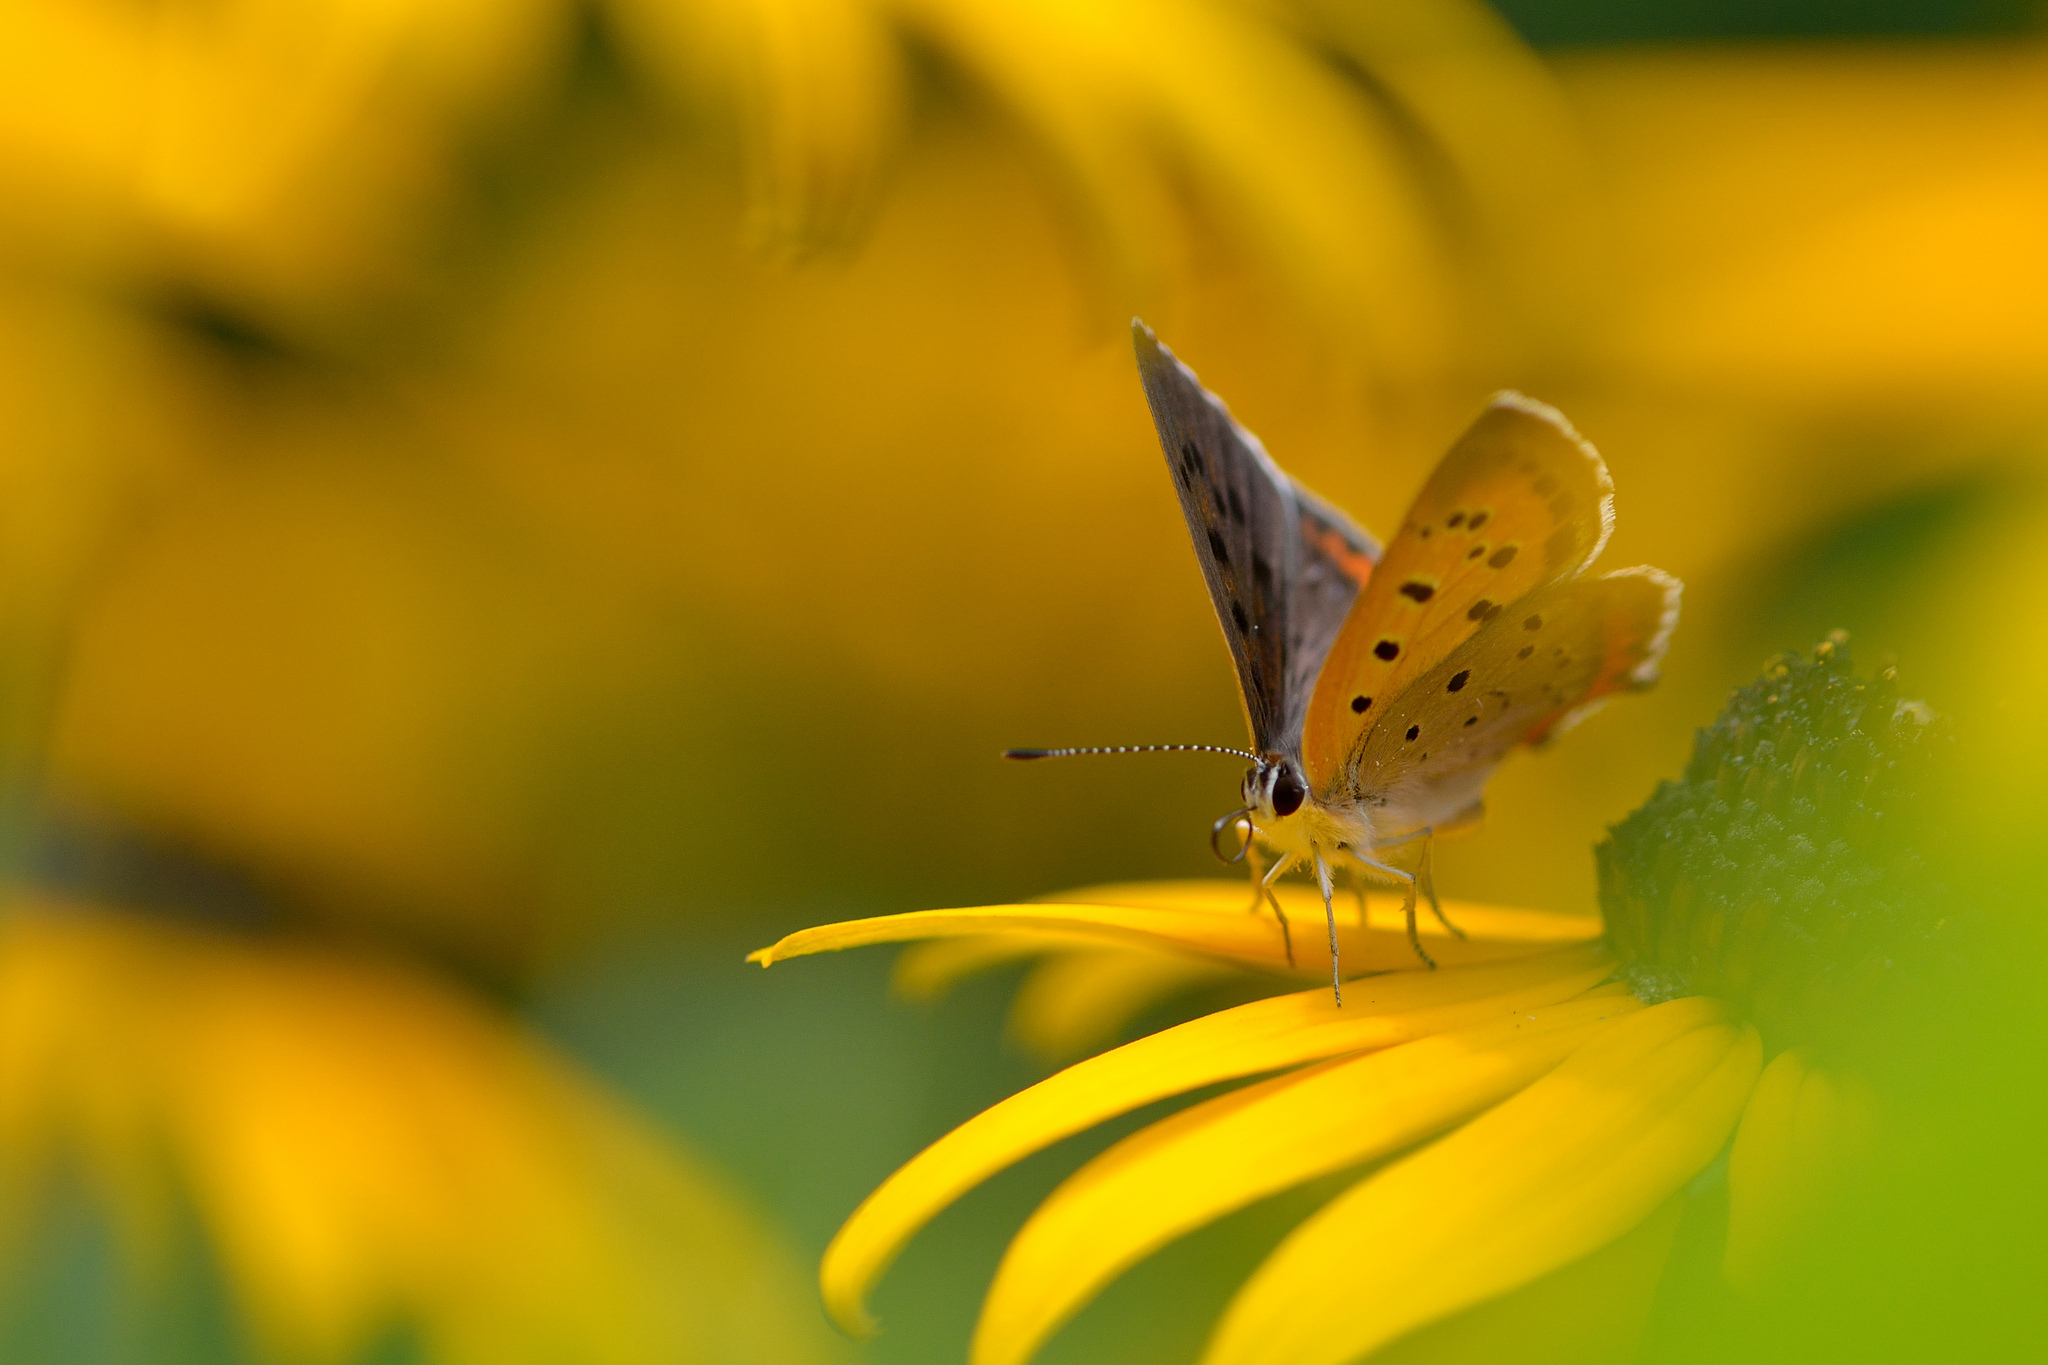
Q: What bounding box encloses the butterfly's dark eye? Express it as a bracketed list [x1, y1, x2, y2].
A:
[1270, 766, 1307, 817]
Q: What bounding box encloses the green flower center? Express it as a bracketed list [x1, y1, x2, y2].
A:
[1598, 635, 1943, 1051]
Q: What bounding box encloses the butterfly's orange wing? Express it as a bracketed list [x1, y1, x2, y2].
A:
[1302, 393, 1614, 794]
[1520, 566, 1682, 745]
[1334, 567, 1681, 836]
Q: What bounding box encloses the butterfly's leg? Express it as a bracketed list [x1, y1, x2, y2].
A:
[1349, 864, 1371, 925]
[1255, 853, 1296, 967]
[1365, 828, 1464, 941]
[1312, 850, 1342, 1005]
[1354, 854, 1435, 970]
[1413, 829, 1465, 940]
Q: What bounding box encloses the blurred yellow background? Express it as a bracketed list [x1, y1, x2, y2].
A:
[0, 0, 2044, 1361]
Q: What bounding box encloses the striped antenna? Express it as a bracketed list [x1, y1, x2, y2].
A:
[1004, 743, 1259, 762]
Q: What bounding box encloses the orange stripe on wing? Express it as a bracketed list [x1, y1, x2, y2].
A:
[1308, 521, 1375, 588]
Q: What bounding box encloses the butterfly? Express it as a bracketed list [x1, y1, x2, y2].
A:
[1012, 322, 1680, 1000]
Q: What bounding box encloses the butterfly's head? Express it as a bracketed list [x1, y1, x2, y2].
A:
[1242, 755, 1309, 827]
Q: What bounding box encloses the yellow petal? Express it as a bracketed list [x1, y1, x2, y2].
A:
[1202, 997, 1762, 1365]
[886, 0, 1450, 367]
[819, 945, 1613, 1336]
[1049, 880, 1602, 949]
[1306, 0, 1592, 336]
[608, 0, 904, 243]
[1724, 1047, 1870, 1293]
[1006, 949, 1239, 1063]
[754, 902, 1315, 976]
[753, 887, 1597, 979]
[973, 990, 1644, 1365]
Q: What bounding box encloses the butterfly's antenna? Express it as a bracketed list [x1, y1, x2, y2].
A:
[1003, 743, 1260, 762]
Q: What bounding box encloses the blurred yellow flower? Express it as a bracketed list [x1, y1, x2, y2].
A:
[753, 639, 1940, 1363]
[613, 0, 1582, 361]
[0, 894, 844, 1365]
[0, 0, 1574, 353]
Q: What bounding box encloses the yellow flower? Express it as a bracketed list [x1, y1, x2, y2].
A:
[756, 892, 1740, 1364]
[753, 638, 1939, 1363]
[0, 892, 845, 1365]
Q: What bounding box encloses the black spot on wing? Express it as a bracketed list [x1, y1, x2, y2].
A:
[1447, 670, 1470, 693]
[1405, 724, 1420, 741]
[1351, 695, 1372, 713]
[1518, 645, 1534, 659]
[1524, 614, 1543, 630]
[1230, 600, 1250, 634]
[1207, 528, 1230, 563]
[1467, 599, 1494, 621]
[1399, 581, 1435, 603]
[1374, 639, 1401, 661]
[1489, 544, 1518, 569]
[1468, 510, 1490, 531]
[1447, 511, 1465, 528]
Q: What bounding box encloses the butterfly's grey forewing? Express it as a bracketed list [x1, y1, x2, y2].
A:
[1133, 321, 1380, 757]
[1285, 482, 1379, 745]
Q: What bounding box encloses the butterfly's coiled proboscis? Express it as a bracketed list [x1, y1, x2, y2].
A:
[1209, 809, 1254, 864]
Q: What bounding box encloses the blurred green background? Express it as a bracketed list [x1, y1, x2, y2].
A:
[1, 0, 2045, 1360]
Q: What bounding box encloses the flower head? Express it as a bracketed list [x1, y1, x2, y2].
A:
[753, 637, 1940, 1363]
[1601, 633, 1944, 1056]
